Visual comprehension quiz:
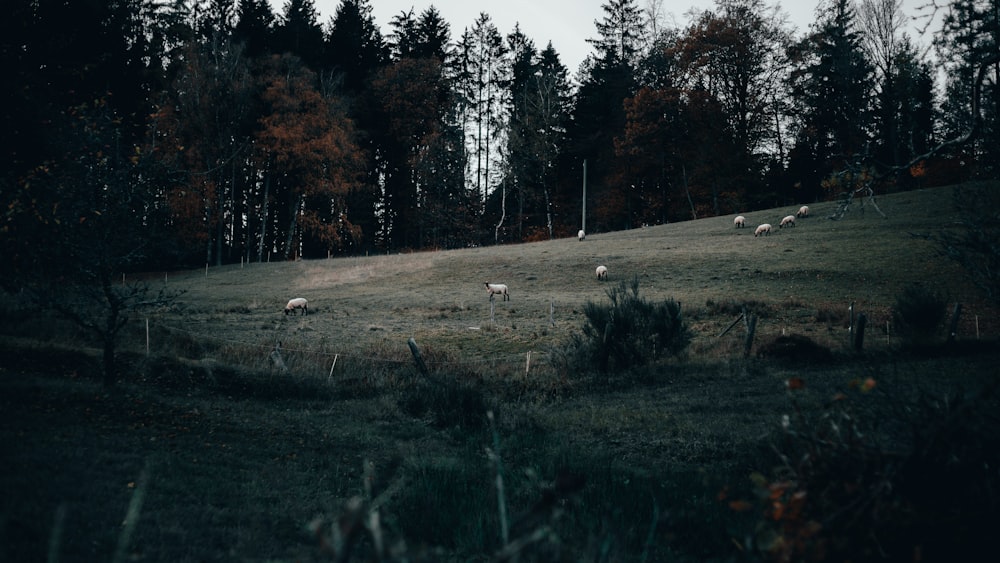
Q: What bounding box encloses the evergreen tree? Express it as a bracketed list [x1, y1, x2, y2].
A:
[587, 0, 646, 67]
[414, 6, 452, 61]
[0, 0, 151, 176]
[387, 6, 453, 62]
[273, 0, 324, 70]
[198, 0, 238, 37]
[934, 0, 999, 177]
[323, 0, 388, 255]
[507, 37, 572, 240]
[325, 0, 388, 94]
[570, 0, 643, 232]
[454, 13, 510, 210]
[894, 42, 937, 159]
[234, 0, 275, 58]
[371, 8, 460, 250]
[786, 0, 874, 202]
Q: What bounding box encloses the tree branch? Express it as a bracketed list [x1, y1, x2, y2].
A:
[830, 53, 999, 221]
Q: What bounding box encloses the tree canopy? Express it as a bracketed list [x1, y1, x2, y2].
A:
[1, 0, 994, 278]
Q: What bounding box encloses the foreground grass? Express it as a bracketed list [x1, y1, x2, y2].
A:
[3, 344, 999, 561]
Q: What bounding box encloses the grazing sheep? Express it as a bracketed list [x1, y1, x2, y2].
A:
[754, 223, 772, 237]
[734, 215, 746, 228]
[485, 282, 510, 301]
[796, 205, 809, 218]
[578, 229, 586, 241]
[780, 215, 796, 228]
[596, 265, 608, 280]
[284, 297, 308, 316]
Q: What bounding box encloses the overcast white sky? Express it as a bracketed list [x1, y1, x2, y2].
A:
[268, 1, 941, 74]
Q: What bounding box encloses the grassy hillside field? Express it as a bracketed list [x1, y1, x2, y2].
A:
[2, 185, 999, 562]
[119, 184, 1000, 363]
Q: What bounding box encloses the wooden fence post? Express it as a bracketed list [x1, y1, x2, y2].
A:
[328, 354, 339, 382]
[849, 301, 855, 345]
[743, 314, 757, 358]
[854, 312, 867, 352]
[407, 337, 428, 376]
[270, 342, 288, 373]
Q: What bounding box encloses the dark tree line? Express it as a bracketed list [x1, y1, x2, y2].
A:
[2, 0, 998, 281]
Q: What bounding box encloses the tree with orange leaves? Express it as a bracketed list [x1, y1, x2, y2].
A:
[255, 54, 366, 259]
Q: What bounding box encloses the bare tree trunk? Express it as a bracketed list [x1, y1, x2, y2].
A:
[543, 183, 553, 240]
[495, 180, 507, 244]
[283, 194, 303, 260]
[100, 276, 122, 386]
[682, 165, 697, 220]
[257, 173, 269, 263]
[215, 178, 225, 266]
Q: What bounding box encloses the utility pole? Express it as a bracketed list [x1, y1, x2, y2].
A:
[581, 160, 587, 233]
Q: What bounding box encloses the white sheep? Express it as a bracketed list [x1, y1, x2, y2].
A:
[578, 229, 586, 241]
[484, 282, 509, 301]
[796, 205, 809, 218]
[596, 265, 608, 280]
[284, 297, 308, 316]
[780, 215, 796, 228]
[734, 215, 746, 228]
[754, 223, 772, 237]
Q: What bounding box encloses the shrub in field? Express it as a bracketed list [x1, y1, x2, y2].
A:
[736, 376, 1000, 562]
[892, 283, 946, 345]
[574, 278, 691, 374]
[398, 376, 490, 429]
[756, 334, 833, 363]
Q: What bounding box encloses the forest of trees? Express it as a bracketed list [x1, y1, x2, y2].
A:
[1, 0, 997, 279]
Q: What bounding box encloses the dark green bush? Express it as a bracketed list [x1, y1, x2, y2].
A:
[577, 278, 691, 374]
[892, 283, 946, 345]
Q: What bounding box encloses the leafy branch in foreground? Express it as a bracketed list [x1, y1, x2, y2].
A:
[733, 375, 1000, 561]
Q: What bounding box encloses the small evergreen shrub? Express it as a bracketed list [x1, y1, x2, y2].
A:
[577, 278, 691, 374]
[892, 283, 946, 345]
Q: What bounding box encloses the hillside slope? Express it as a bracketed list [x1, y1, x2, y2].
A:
[155, 186, 994, 364]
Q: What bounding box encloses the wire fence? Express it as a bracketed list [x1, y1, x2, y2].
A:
[142, 317, 553, 375]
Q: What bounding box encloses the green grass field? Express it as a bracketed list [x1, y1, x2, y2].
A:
[2, 184, 999, 562]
